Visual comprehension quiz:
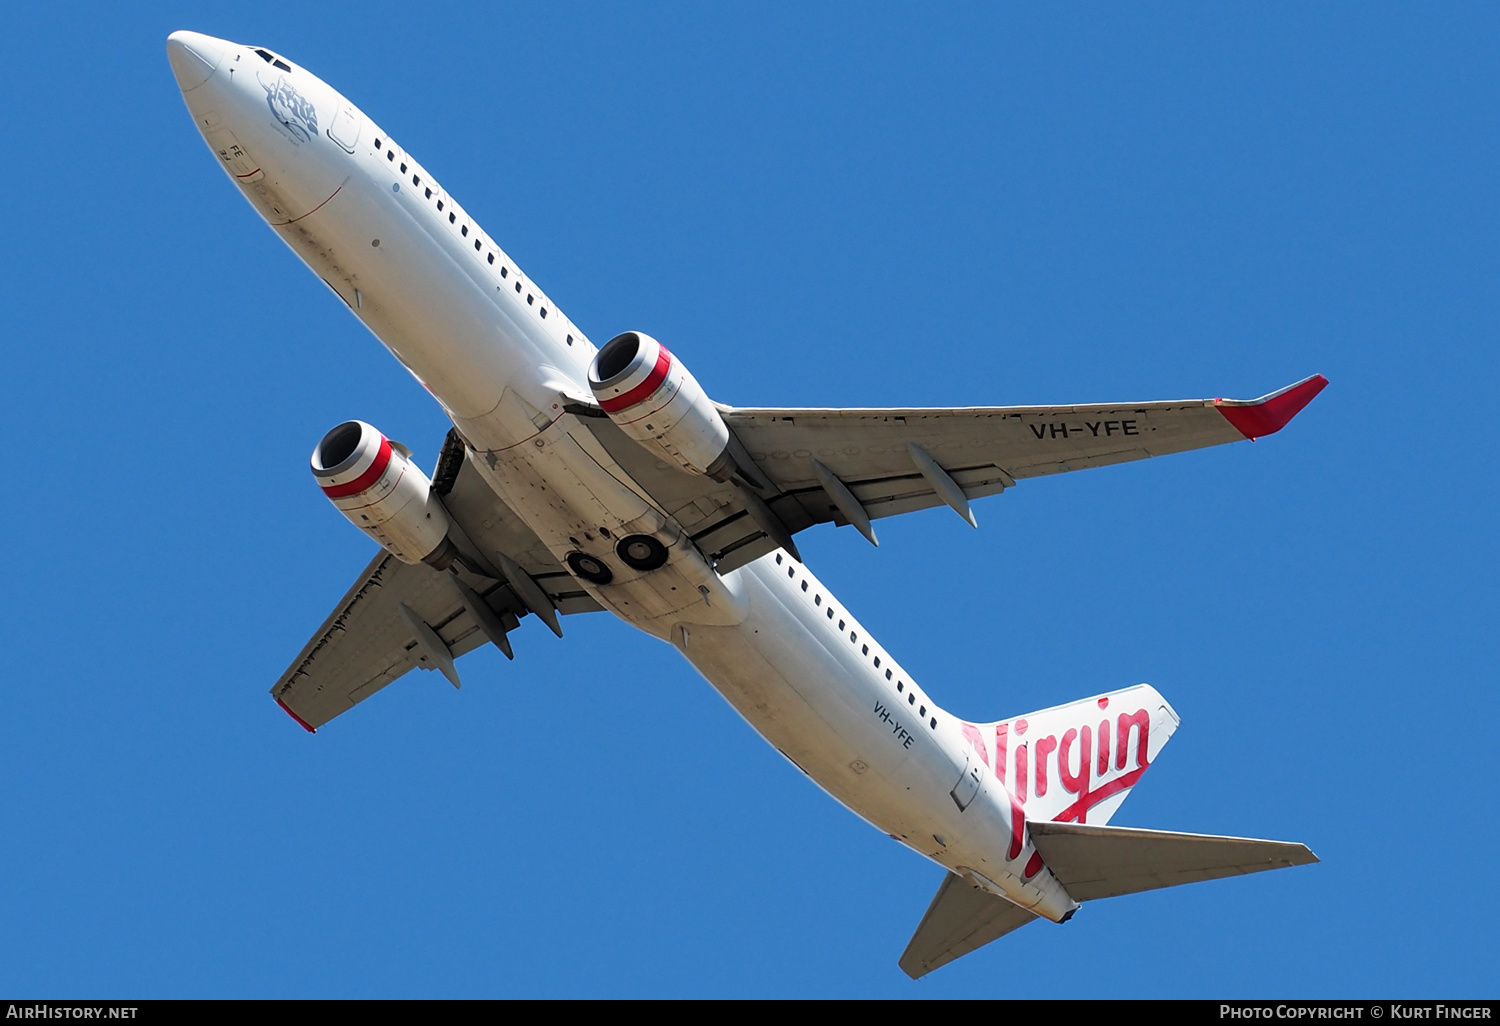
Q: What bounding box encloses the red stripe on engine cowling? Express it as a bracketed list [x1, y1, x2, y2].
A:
[320, 436, 392, 499]
[599, 347, 672, 414]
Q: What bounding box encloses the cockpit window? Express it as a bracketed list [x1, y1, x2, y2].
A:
[252, 48, 291, 72]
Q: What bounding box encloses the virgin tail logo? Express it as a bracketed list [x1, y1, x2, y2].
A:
[960, 683, 1179, 826]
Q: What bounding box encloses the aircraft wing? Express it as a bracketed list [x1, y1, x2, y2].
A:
[724, 373, 1328, 531]
[899, 872, 1038, 979]
[270, 436, 601, 731]
[575, 374, 1327, 572]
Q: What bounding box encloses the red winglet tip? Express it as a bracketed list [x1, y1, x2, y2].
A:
[1215, 373, 1327, 440]
[275, 696, 317, 734]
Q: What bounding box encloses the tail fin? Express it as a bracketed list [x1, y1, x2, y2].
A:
[1028, 821, 1318, 901]
[904, 685, 1314, 979]
[958, 684, 1179, 825]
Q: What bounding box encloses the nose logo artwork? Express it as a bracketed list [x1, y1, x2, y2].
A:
[259, 72, 318, 144]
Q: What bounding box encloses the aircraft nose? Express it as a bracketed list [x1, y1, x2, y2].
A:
[166, 30, 230, 92]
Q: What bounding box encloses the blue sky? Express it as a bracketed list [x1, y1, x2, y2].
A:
[1, 2, 1495, 998]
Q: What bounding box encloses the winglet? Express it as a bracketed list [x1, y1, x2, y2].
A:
[1214, 374, 1328, 440]
[275, 695, 317, 734]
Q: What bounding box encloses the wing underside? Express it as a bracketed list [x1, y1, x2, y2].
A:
[270, 442, 599, 730]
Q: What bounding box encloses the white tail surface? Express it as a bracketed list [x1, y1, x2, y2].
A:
[957, 684, 1180, 826]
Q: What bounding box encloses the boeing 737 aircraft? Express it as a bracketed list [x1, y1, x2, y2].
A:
[168, 30, 1324, 977]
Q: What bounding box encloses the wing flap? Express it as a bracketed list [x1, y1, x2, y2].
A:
[271, 554, 497, 730]
[1029, 821, 1318, 902]
[899, 873, 1038, 979]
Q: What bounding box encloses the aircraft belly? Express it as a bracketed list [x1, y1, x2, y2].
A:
[667, 557, 1083, 921]
[672, 558, 953, 847]
[464, 415, 750, 636]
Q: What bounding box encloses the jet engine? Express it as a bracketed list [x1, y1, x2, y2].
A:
[311, 420, 457, 567]
[588, 332, 733, 479]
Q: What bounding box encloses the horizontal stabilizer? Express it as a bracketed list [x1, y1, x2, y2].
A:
[1029, 821, 1318, 902]
[899, 873, 1038, 980]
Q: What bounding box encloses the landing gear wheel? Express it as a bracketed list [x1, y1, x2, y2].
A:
[566, 551, 614, 585]
[616, 534, 669, 572]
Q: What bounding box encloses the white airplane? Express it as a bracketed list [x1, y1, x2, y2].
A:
[168, 30, 1323, 977]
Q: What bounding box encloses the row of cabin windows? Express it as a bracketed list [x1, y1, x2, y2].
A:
[372, 138, 569, 343]
[776, 554, 938, 730]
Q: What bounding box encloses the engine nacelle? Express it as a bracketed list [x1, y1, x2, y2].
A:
[588, 332, 733, 478]
[311, 420, 455, 566]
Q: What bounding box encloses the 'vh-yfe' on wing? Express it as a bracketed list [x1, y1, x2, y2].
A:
[724, 373, 1329, 533]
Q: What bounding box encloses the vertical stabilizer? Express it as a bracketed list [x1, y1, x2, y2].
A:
[957, 684, 1179, 826]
